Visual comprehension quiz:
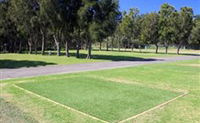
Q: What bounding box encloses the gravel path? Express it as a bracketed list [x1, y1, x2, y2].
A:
[1, 55, 199, 80]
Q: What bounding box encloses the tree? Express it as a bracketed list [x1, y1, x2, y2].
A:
[7, 0, 39, 54]
[175, 7, 194, 54]
[38, 0, 51, 55]
[1, 1, 198, 55]
[45, 0, 65, 56]
[0, 0, 8, 52]
[97, 0, 120, 51]
[62, 0, 82, 58]
[141, 13, 160, 53]
[78, 0, 120, 59]
[159, 3, 176, 54]
[119, 9, 138, 50]
[189, 17, 200, 49]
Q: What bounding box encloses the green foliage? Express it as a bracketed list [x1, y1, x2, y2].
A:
[159, 3, 176, 47]
[0, 1, 199, 54]
[190, 17, 200, 45]
[141, 13, 159, 45]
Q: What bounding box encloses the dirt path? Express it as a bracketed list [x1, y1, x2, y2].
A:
[1, 55, 199, 80]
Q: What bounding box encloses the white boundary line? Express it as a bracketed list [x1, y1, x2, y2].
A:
[13, 84, 108, 123]
[118, 91, 188, 123]
[13, 84, 188, 123]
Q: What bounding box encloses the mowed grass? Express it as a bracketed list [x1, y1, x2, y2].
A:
[1, 49, 198, 68]
[0, 98, 37, 123]
[17, 76, 180, 122]
[1, 58, 199, 122]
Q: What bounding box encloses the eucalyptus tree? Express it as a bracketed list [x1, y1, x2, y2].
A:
[175, 7, 194, 54]
[119, 10, 133, 50]
[0, 0, 8, 52]
[70, 0, 82, 58]
[118, 11, 132, 50]
[159, 3, 176, 54]
[77, 0, 95, 59]
[78, 0, 120, 59]
[44, 0, 64, 56]
[38, 0, 51, 55]
[118, 8, 140, 50]
[96, 0, 120, 51]
[7, 0, 39, 54]
[114, 26, 123, 51]
[141, 13, 160, 53]
[189, 16, 200, 48]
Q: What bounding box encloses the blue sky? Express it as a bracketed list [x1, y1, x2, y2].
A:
[119, 0, 200, 15]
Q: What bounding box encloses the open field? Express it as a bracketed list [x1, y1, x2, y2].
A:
[1, 58, 199, 123]
[16, 77, 180, 122]
[1, 0, 199, 122]
[0, 49, 199, 68]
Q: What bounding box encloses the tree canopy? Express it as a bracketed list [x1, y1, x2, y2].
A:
[0, 1, 199, 56]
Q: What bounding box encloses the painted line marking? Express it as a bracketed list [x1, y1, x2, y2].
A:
[13, 84, 108, 123]
[118, 91, 188, 123]
[13, 84, 188, 123]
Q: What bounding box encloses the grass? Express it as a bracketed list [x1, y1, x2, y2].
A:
[16, 76, 180, 122]
[1, 49, 198, 68]
[0, 58, 199, 122]
[0, 98, 37, 123]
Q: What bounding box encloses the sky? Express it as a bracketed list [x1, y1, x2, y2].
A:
[119, 0, 200, 15]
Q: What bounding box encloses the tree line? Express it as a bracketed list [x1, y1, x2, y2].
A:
[0, 0, 199, 58]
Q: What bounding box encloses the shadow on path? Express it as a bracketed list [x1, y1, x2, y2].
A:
[67, 53, 161, 62]
[0, 60, 56, 69]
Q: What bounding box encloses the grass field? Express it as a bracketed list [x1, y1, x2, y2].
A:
[17, 77, 180, 122]
[1, 58, 199, 122]
[1, 49, 199, 68]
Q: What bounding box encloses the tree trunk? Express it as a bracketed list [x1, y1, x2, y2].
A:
[164, 41, 168, 54]
[165, 46, 168, 54]
[118, 40, 120, 52]
[41, 31, 45, 55]
[18, 40, 22, 53]
[111, 39, 113, 51]
[34, 41, 37, 55]
[155, 44, 158, 54]
[99, 42, 102, 51]
[76, 40, 80, 58]
[28, 39, 32, 54]
[53, 35, 60, 56]
[106, 41, 109, 51]
[13, 40, 17, 53]
[131, 44, 134, 52]
[85, 41, 88, 50]
[128, 41, 130, 49]
[87, 41, 92, 59]
[177, 45, 181, 55]
[29, 45, 32, 54]
[177, 41, 183, 55]
[65, 41, 70, 57]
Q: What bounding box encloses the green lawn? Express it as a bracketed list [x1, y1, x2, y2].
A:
[1, 58, 200, 123]
[0, 98, 37, 123]
[0, 49, 199, 68]
[0, 49, 181, 68]
[17, 76, 179, 122]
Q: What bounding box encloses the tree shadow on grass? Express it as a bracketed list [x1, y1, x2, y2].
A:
[93, 49, 200, 56]
[0, 60, 56, 69]
[68, 53, 161, 62]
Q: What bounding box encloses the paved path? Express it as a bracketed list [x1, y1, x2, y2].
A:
[0, 55, 199, 80]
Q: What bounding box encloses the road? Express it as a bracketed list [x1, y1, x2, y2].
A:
[1, 55, 199, 80]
